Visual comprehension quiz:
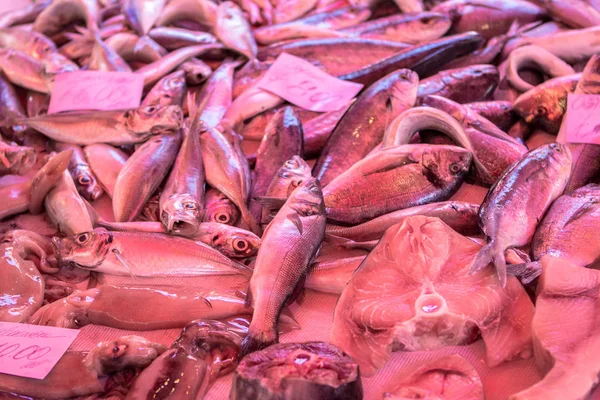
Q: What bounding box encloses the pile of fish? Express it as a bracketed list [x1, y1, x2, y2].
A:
[2, 0, 600, 398]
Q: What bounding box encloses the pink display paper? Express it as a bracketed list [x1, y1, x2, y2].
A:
[0, 0, 31, 14]
[49, 71, 144, 114]
[0, 322, 79, 380]
[565, 93, 600, 145]
[257, 53, 363, 112]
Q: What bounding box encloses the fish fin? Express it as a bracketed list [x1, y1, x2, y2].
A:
[286, 274, 306, 306]
[469, 241, 497, 275]
[506, 261, 542, 285]
[240, 332, 277, 358]
[111, 249, 138, 279]
[244, 287, 253, 308]
[324, 234, 378, 251]
[254, 196, 287, 209]
[287, 212, 303, 235]
[279, 307, 301, 332]
[201, 296, 213, 308]
[564, 202, 600, 227]
[232, 258, 254, 278]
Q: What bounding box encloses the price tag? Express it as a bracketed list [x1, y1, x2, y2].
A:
[565, 94, 600, 145]
[0, 322, 79, 379]
[257, 53, 363, 112]
[49, 71, 144, 113]
[0, 0, 32, 14]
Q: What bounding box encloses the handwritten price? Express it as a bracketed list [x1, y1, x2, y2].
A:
[258, 53, 362, 112]
[0, 343, 51, 369]
[48, 71, 144, 114]
[566, 94, 600, 145]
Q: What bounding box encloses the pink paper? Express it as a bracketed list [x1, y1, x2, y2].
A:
[0, 0, 31, 14]
[0, 322, 79, 379]
[257, 53, 363, 112]
[49, 71, 144, 113]
[565, 93, 600, 145]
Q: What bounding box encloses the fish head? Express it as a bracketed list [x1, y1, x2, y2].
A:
[269, 156, 312, 198]
[544, 142, 573, 173]
[412, 12, 452, 37]
[458, 64, 499, 96]
[389, 69, 419, 111]
[422, 146, 472, 187]
[92, 335, 167, 375]
[28, 34, 56, 60]
[40, 52, 79, 76]
[72, 164, 103, 201]
[289, 177, 326, 217]
[204, 193, 241, 225]
[160, 193, 202, 236]
[126, 105, 182, 137]
[52, 231, 112, 269]
[156, 70, 187, 106]
[211, 225, 261, 258]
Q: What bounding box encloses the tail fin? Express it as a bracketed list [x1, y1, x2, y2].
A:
[507, 261, 542, 285]
[469, 241, 507, 287]
[240, 331, 277, 358]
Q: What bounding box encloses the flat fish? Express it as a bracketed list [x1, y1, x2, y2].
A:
[330, 215, 535, 376]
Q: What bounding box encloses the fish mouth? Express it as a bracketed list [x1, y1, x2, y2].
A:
[164, 213, 200, 236]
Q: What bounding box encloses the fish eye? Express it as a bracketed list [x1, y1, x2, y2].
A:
[421, 17, 432, 24]
[78, 176, 91, 185]
[76, 233, 89, 244]
[144, 106, 157, 114]
[309, 185, 321, 195]
[281, 172, 291, 178]
[534, 106, 547, 116]
[449, 163, 462, 174]
[216, 213, 230, 224]
[233, 239, 248, 252]
[184, 202, 196, 210]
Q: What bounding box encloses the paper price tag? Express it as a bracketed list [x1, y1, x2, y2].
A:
[257, 53, 363, 112]
[0, 322, 79, 380]
[49, 71, 144, 114]
[565, 94, 600, 145]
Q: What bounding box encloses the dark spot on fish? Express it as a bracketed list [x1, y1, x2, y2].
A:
[106, 234, 113, 244]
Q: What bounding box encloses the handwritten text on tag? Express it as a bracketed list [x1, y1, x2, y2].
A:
[49, 71, 144, 113]
[0, 322, 79, 379]
[565, 94, 600, 145]
[257, 53, 363, 112]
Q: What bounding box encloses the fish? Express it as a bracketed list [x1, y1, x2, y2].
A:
[260, 156, 312, 225]
[177, 57, 211, 85]
[323, 145, 472, 225]
[325, 201, 480, 242]
[52, 231, 252, 278]
[232, 342, 362, 400]
[304, 246, 367, 295]
[141, 70, 187, 107]
[123, 0, 165, 36]
[510, 257, 600, 400]
[383, 355, 483, 400]
[32, 0, 99, 37]
[505, 45, 575, 92]
[199, 123, 259, 234]
[313, 68, 419, 186]
[104, 33, 167, 66]
[272, 0, 318, 24]
[343, 11, 451, 44]
[88, 34, 131, 72]
[113, 130, 181, 222]
[214, 2, 257, 60]
[432, 0, 546, 40]
[241, 178, 326, 356]
[193, 222, 261, 258]
[470, 143, 573, 287]
[83, 144, 128, 198]
[330, 215, 535, 376]
[0, 140, 36, 176]
[44, 169, 94, 236]
[303, 102, 352, 158]
[148, 27, 218, 50]
[203, 187, 240, 226]
[0, 0, 51, 29]
[541, 0, 600, 29]
[464, 100, 515, 131]
[512, 73, 580, 134]
[159, 119, 204, 235]
[21, 105, 182, 145]
[0, 48, 52, 93]
[55, 142, 103, 201]
[193, 58, 240, 128]
[250, 106, 304, 221]
[417, 64, 499, 103]
[155, 0, 218, 29]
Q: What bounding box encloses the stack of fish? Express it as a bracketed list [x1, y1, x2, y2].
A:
[1, 0, 600, 398]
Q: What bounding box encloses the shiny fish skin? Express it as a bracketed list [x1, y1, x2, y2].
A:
[203, 187, 240, 226]
[141, 70, 187, 107]
[417, 64, 499, 103]
[55, 142, 103, 201]
[83, 144, 128, 198]
[470, 143, 572, 287]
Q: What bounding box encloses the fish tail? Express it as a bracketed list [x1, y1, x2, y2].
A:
[239, 203, 262, 236]
[507, 261, 542, 285]
[240, 331, 277, 358]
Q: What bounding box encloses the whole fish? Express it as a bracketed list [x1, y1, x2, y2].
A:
[194, 59, 240, 128]
[159, 120, 204, 235]
[21, 105, 182, 145]
[432, 0, 546, 39]
[123, 0, 165, 36]
[113, 131, 181, 222]
[44, 169, 94, 236]
[148, 27, 218, 50]
[55, 142, 103, 201]
[254, 6, 371, 45]
[33, 0, 99, 36]
[342, 12, 451, 44]
[260, 156, 312, 225]
[470, 143, 572, 286]
[0, 49, 52, 93]
[323, 144, 472, 225]
[241, 178, 326, 356]
[52, 231, 251, 277]
[505, 45, 574, 92]
[83, 144, 128, 198]
[200, 124, 259, 234]
[326, 201, 480, 242]
[214, 2, 257, 60]
[141, 70, 187, 107]
[417, 64, 499, 103]
[464, 100, 515, 131]
[203, 187, 240, 225]
[313, 68, 419, 186]
[512, 73, 580, 134]
[250, 107, 304, 221]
